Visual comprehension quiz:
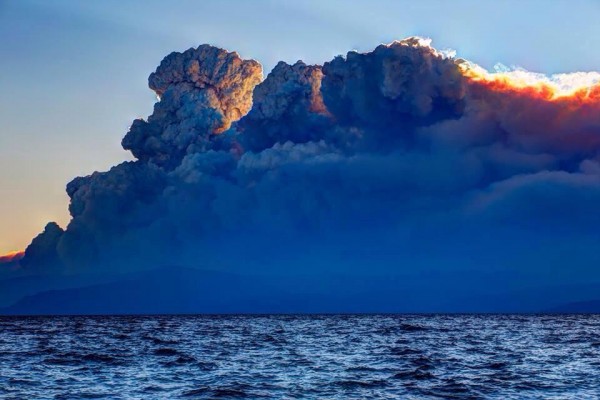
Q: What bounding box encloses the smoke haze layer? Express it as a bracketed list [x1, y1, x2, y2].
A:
[4, 37, 600, 311]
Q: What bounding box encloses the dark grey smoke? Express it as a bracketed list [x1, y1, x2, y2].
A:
[121, 45, 262, 168]
[13, 38, 600, 296]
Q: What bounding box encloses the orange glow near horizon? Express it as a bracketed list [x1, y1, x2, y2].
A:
[0, 250, 25, 265]
[459, 62, 600, 102]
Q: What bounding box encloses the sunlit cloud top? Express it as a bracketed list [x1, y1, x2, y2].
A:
[459, 61, 600, 101]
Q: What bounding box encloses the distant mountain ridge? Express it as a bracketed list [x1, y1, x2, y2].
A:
[547, 300, 600, 313]
[2, 267, 600, 315]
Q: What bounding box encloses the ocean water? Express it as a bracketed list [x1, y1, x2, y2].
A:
[0, 315, 599, 399]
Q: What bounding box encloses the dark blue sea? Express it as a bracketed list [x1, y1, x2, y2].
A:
[1, 315, 599, 399]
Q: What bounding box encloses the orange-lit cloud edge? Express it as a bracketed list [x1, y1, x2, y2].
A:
[0, 250, 25, 265]
[5, 39, 600, 266]
[458, 61, 600, 102]
[397, 37, 600, 102]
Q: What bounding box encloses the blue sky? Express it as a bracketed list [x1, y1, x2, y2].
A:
[1, 0, 600, 254]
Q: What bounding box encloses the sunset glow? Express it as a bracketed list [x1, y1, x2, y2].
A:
[0, 250, 24, 265]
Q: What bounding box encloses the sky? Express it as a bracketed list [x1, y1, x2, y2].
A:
[2, 0, 600, 255]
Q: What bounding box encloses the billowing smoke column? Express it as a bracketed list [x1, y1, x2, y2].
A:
[122, 45, 262, 167]
[16, 37, 600, 280]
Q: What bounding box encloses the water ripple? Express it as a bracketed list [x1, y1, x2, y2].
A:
[0, 314, 599, 398]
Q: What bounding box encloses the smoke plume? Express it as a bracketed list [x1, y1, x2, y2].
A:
[12, 38, 600, 291]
